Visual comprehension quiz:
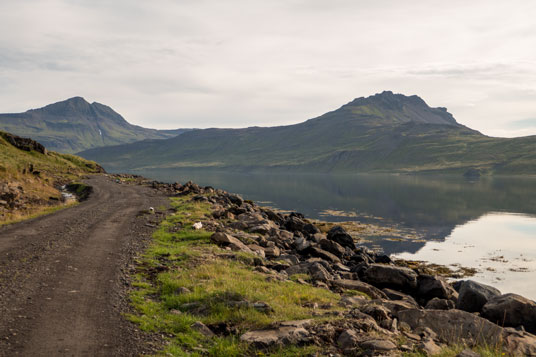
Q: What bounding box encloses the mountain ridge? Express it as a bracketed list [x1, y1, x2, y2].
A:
[79, 91, 536, 175]
[0, 97, 188, 153]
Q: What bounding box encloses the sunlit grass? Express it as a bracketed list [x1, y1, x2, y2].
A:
[128, 195, 341, 356]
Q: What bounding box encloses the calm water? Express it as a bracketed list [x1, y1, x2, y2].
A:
[134, 168, 536, 299]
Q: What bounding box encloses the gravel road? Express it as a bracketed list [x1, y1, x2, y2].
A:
[0, 175, 169, 356]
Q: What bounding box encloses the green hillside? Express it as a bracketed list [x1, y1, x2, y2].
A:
[79, 91, 536, 175]
[0, 131, 103, 223]
[0, 97, 188, 153]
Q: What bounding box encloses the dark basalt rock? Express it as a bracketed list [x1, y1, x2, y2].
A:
[417, 274, 457, 302]
[481, 293, 536, 334]
[456, 280, 501, 313]
[326, 226, 355, 249]
[362, 264, 418, 291]
[1, 132, 47, 154]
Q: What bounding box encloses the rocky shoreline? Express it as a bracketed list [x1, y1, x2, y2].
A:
[121, 174, 536, 356]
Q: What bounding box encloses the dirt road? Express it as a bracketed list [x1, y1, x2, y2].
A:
[0, 175, 168, 356]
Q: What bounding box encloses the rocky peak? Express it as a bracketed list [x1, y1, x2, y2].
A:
[31, 96, 93, 116]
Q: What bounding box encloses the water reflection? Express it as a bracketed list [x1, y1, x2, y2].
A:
[135, 169, 536, 246]
[396, 213, 536, 299]
[132, 169, 536, 298]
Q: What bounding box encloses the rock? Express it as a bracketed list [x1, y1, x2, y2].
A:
[425, 297, 455, 310]
[331, 279, 388, 300]
[398, 309, 504, 346]
[332, 262, 351, 272]
[318, 239, 346, 258]
[285, 262, 311, 276]
[191, 321, 215, 337]
[227, 194, 244, 206]
[264, 245, 281, 258]
[309, 262, 333, 281]
[456, 280, 501, 313]
[337, 329, 359, 350]
[360, 303, 391, 324]
[303, 223, 320, 235]
[175, 287, 192, 295]
[240, 320, 312, 348]
[360, 339, 397, 351]
[308, 247, 341, 263]
[383, 288, 419, 305]
[294, 237, 311, 252]
[247, 244, 266, 258]
[363, 264, 418, 291]
[419, 338, 442, 355]
[417, 274, 456, 301]
[457, 349, 480, 357]
[275, 254, 299, 265]
[252, 301, 274, 313]
[250, 223, 277, 235]
[210, 232, 252, 253]
[326, 226, 355, 249]
[284, 216, 307, 233]
[374, 254, 392, 264]
[382, 299, 420, 316]
[481, 293, 536, 334]
[339, 295, 367, 307]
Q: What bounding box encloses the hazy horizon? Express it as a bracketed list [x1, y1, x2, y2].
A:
[1, 0, 536, 138]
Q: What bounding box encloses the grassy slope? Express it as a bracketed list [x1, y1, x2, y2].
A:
[80, 121, 536, 175]
[0, 131, 102, 223]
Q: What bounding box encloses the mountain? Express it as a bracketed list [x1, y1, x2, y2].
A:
[79, 91, 536, 175]
[0, 97, 189, 153]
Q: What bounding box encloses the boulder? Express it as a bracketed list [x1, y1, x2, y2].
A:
[309, 262, 333, 281]
[284, 216, 307, 233]
[399, 309, 536, 356]
[363, 264, 418, 291]
[337, 329, 359, 350]
[398, 309, 503, 346]
[318, 238, 346, 258]
[331, 279, 388, 300]
[303, 223, 320, 235]
[481, 293, 536, 334]
[240, 320, 312, 348]
[285, 262, 311, 276]
[210, 232, 252, 253]
[264, 245, 281, 258]
[360, 339, 397, 352]
[418, 338, 442, 355]
[227, 194, 244, 206]
[308, 247, 341, 263]
[191, 321, 215, 338]
[417, 274, 456, 301]
[425, 297, 455, 310]
[327, 226, 355, 249]
[456, 280, 501, 313]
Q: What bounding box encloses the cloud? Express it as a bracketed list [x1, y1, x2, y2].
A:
[0, 0, 535, 137]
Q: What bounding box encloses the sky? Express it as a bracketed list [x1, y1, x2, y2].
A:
[1, 0, 536, 137]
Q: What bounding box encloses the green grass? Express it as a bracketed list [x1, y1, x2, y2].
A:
[128, 195, 342, 356]
[0, 131, 102, 224]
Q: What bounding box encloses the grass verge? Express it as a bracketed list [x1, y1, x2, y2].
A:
[128, 195, 342, 356]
